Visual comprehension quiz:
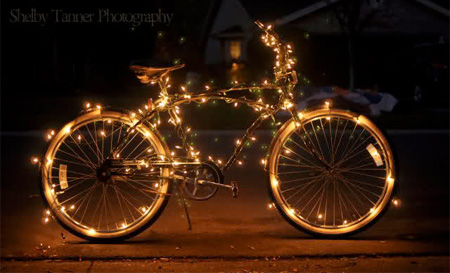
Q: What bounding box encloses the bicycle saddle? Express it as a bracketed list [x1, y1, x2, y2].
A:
[130, 64, 185, 83]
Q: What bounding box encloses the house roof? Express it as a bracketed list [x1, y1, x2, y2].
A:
[212, 25, 247, 40]
[275, 0, 450, 26]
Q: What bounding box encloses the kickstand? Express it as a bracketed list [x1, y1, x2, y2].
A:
[182, 197, 192, 231]
[178, 183, 192, 231]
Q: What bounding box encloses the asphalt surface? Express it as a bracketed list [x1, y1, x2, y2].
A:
[1, 130, 449, 271]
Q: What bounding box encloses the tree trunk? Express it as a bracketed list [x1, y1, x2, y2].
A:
[348, 35, 355, 92]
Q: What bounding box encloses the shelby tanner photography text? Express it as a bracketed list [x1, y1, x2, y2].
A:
[9, 8, 174, 26]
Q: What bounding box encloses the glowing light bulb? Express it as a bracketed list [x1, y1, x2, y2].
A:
[237, 160, 243, 165]
[392, 199, 400, 206]
[387, 177, 394, 183]
[88, 228, 96, 235]
[70, 205, 75, 210]
[31, 157, 39, 164]
[85, 102, 91, 109]
[260, 159, 266, 165]
[343, 220, 348, 224]
[318, 214, 323, 219]
[272, 179, 279, 186]
[154, 183, 159, 188]
[96, 104, 102, 110]
[100, 131, 106, 136]
[268, 203, 273, 209]
[44, 217, 49, 223]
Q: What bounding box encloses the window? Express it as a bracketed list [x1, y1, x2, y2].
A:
[229, 41, 241, 60]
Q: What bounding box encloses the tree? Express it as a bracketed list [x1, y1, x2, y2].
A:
[331, 0, 382, 92]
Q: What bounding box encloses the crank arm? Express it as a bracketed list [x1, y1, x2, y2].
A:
[197, 179, 232, 189]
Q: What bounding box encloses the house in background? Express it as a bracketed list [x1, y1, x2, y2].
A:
[201, 0, 449, 103]
[202, 0, 253, 66]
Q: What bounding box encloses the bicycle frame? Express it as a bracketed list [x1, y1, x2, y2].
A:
[111, 21, 302, 175]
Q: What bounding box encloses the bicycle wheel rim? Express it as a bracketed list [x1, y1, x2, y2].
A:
[268, 109, 396, 235]
[41, 109, 170, 239]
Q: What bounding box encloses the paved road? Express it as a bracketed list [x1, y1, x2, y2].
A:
[1, 130, 449, 271]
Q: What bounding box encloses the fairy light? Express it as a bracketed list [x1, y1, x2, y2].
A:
[88, 229, 96, 235]
[96, 104, 102, 110]
[392, 199, 399, 206]
[267, 203, 274, 209]
[31, 157, 39, 164]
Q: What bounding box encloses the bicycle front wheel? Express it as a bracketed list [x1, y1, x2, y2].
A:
[41, 109, 171, 241]
[268, 108, 396, 237]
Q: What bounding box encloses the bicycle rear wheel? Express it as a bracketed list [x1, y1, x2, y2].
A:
[41, 109, 171, 241]
[268, 109, 396, 237]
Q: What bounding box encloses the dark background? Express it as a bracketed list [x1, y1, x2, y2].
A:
[1, 0, 449, 132]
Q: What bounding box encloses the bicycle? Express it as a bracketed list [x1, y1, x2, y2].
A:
[37, 21, 397, 241]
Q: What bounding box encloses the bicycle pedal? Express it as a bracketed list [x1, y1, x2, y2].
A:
[231, 181, 239, 198]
